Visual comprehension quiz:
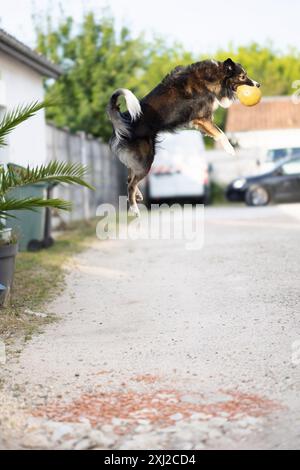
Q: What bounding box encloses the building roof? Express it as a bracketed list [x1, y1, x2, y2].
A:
[226, 96, 300, 133]
[0, 28, 62, 79]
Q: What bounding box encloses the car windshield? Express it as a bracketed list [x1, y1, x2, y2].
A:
[270, 157, 300, 173]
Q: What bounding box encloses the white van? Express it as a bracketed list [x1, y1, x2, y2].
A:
[146, 130, 210, 204]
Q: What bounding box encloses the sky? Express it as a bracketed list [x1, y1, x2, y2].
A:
[0, 0, 299, 55]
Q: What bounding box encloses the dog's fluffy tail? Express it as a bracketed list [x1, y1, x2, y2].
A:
[107, 88, 142, 141]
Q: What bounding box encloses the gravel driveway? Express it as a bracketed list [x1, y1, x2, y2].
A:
[1, 204, 300, 450]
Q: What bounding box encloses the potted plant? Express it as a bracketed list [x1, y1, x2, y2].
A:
[0, 220, 17, 306]
[0, 101, 93, 307]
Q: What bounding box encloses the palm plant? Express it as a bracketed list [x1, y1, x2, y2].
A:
[0, 101, 93, 230]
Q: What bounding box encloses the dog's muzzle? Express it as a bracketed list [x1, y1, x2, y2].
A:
[249, 79, 260, 87]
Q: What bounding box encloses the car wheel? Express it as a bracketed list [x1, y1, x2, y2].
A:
[245, 185, 270, 207]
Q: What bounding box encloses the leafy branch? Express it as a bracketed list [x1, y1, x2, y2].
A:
[0, 101, 94, 223]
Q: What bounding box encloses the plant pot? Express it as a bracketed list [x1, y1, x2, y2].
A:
[0, 242, 18, 307]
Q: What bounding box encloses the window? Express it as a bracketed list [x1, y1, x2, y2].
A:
[267, 148, 288, 162]
[282, 160, 300, 175]
[291, 148, 300, 158]
[267, 148, 300, 163]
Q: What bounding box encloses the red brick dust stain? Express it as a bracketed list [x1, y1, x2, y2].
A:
[206, 390, 282, 418]
[32, 388, 282, 431]
[132, 374, 160, 384]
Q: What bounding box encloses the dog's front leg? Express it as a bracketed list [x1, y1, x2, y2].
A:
[192, 119, 235, 156]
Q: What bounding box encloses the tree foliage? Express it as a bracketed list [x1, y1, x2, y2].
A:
[35, 13, 193, 141]
[213, 42, 300, 96]
[0, 102, 93, 225]
[35, 12, 300, 142]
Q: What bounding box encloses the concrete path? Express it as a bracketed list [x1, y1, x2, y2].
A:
[1, 204, 300, 449]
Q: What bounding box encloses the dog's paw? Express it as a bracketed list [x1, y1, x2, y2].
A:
[129, 205, 140, 217]
[221, 137, 236, 156]
[226, 144, 236, 156]
[136, 191, 143, 202]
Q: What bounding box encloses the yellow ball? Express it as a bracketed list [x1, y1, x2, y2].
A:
[236, 85, 262, 106]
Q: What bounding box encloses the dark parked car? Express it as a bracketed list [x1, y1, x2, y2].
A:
[226, 157, 300, 206]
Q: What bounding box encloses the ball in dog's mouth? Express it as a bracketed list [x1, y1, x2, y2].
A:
[236, 85, 262, 106]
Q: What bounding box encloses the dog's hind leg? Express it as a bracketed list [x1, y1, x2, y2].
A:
[128, 169, 143, 203]
[127, 139, 155, 214]
[135, 187, 143, 202]
[128, 173, 147, 217]
[192, 118, 235, 156]
[127, 169, 133, 199]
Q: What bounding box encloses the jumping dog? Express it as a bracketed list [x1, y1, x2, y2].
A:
[107, 58, 260, 215]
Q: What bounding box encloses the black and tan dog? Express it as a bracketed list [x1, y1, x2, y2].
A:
[107, 58, 260, 215]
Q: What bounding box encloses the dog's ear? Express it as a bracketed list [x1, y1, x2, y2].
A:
[223, 58, 235, 76]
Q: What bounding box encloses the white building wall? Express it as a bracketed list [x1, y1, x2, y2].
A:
[0, 51, 47, 167]
[228, 129, 300, 152]
[207, 149, 261, 184]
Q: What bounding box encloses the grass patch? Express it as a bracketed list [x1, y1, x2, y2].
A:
[210, 181, 228, 205]
[0, 219, 98, 346]
[210, 181, 226, 205]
